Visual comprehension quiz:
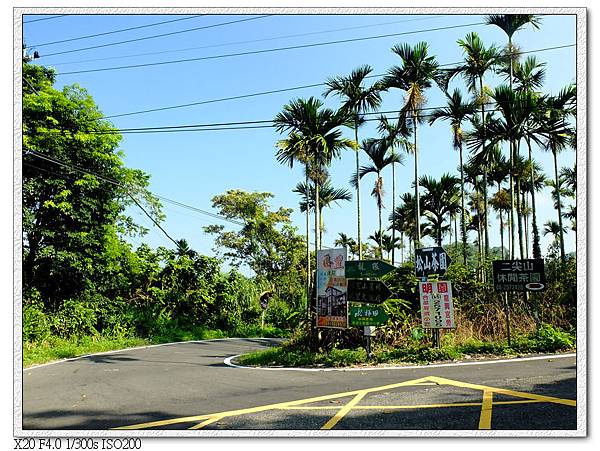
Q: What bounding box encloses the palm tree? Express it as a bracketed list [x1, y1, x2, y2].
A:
[560, 164, 577, 198]
[489, 188, 511, 259]
[420, 174, 460, 246]
[543, 220, 567, 258]
[352, 138, 403, 257]
[377, 114, 412, 265]
[274, 97, 355, 343]
[334, 232, 357, 259]
[429, 88, 477, 264]
[486, 14, 542, 258]
[538, 85, 576, 263]
[175, 239, 197, 259]
[485, 86, 541, 259]
[382, 41, 439, 247]
[294, 179, 352, 246]
[510, 55, 546, 259]
[324, 65, 383, 260]
[390, 192, 420, 261]
[449, 32, 501, 259]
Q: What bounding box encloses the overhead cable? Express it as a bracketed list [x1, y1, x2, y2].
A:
[29, 15, 205, 47]
[37, 15, 272, 58]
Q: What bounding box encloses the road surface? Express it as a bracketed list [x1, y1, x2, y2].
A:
[21, 338, 578, 433]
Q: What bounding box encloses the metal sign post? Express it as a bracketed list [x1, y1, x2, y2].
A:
[345, 259, 396, 360]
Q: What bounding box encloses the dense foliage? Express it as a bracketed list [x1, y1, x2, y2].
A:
[22, 63, 305, 353]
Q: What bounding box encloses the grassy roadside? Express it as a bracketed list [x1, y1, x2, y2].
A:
[238, 325, 576, 368]
[22, 325, 289, 368]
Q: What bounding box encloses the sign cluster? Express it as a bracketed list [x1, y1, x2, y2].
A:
[343, 257, 395, 328]
[414, 246, 456, 330]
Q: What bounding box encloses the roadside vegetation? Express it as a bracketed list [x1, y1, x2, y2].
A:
[22, 14, 577, 368]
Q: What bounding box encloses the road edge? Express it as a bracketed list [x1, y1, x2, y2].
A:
[224, 351, 576, 372]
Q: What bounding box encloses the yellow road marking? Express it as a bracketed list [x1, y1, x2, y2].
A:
[426, 376, 577, 407]
[113, 376, 431, 430]
[321, 391, 367, 430]
[112, 375, 576, 430]
[113, 415, 214, 430]
[189, 417, 223, 430]
[478, 391, 494, 429]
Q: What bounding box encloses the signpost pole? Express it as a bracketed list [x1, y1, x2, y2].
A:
[364, 326, 375, 359]
[504, 292, 512, 347]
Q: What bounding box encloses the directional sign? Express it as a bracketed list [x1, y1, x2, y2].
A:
[347, 279, 393, 304]
[415, 247, 452, 278]
[492, 259, 546, 292]
[349, 304, 390, 327]
[345, 260, 396, 279]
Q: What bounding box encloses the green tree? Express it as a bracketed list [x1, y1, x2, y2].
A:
[293, 179, 352, 245]
[451, 32, 501, 258]
[22, 62, 161, 309]
[377, 114, 412, 265]
[382, 41, 439, 246]
[324, 65, 383, 259]
[334, 233, 357, 259]
[486, 14, 542, 258]
[352, 138, 403, 256]
[428, 88, 477, 264]
[203, 190, 305, 281]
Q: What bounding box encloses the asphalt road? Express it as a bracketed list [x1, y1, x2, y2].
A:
[21, 338, 578, 433]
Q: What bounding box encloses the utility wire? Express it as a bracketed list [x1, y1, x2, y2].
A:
[23, 15, 68, 24]
[91, 43, 575, 121]
[53, 91, 573, 136]
[55, 21, 486, 75]
[23, 154, 177, 245]
[46, 15, 448, 66]
[29, 15, 205, 48]
[37, 15, 272, 58]
[26, 150, 245, 227]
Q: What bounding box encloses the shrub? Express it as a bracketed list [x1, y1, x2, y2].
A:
[23, 296, 51, 342]
[50, 299, 98, 338]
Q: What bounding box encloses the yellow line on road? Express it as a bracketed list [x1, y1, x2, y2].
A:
[113, 415, 214, 430]
[479, 390, 494, 429]
[189, 417, 223, 430]
[321, 391, 367, 430]
[355, 402, 483, 409]
[113, 376, 431, 430]
[112, 375, 575, 430]
[426, 376, 576, 406]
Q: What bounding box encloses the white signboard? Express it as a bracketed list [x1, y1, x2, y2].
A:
[316, 248, 348, 329]
[418, 281, 455, 329]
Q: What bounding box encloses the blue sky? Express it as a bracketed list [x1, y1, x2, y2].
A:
[22, 12, 577, 270]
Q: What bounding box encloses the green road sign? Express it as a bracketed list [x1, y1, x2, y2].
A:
[347, 279, 393, 304]
[345, 260, 396, 279]
[349, 304, 390, 326]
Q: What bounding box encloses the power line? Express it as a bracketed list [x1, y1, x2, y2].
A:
[29, 15, 205, 48]
[26, 150, 245, 227]
[37, 15, 272, 58]
[55, 21, 485, 75]
[90, 43, 575, 121]
[46, 15, 448, 66]
[23, 157, 177, 245]
[23, 15, 68, 24]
